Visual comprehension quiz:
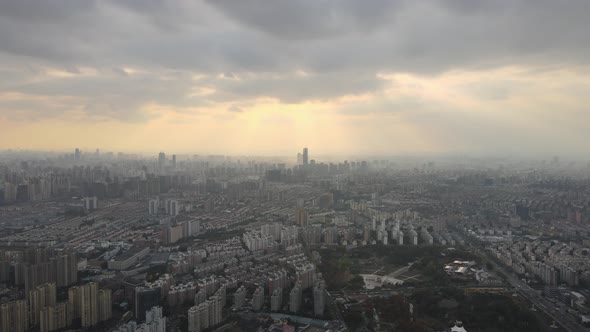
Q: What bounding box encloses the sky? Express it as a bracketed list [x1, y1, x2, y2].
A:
[1, 0, 589, 157]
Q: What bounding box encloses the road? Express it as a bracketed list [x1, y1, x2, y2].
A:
[464, 237, 587, 332]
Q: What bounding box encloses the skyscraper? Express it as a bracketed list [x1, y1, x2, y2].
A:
[302, 148, 309, 165]
[158, 152, 166, 171]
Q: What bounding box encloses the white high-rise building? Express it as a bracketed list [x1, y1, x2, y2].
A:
[168, 200, 180, 216]
[84, 196, 98, 210]
[148, 199, 159, 215]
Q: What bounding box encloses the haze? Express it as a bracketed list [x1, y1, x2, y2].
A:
[1, 1, 589, 157]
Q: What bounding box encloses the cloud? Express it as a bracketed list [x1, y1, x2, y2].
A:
[203, 71, 389, 103]
[1, 0, 590, 155]
[227, 105, 243, 113]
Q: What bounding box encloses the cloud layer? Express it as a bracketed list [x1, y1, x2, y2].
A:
[1, 0, 589, 156]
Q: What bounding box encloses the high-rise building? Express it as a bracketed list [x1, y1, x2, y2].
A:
[169, 199, 180, 216]
[233, 286, 246, 309]
[172, 154, 177, 169]
[28, 283, 57, 327]
[68, 282, 98, 327]
[251, 287, 264, 311]
[194, 288, 207, 306]
[207, 295, 223, 327]
[188, 305, 200, 332]
[149, 198, 159, 215]
[1, 300, 29, 332]
[39, 302, 71, 332]
[20, 251, 77, 293]
[84, 196, 98, 210]
[270, 287, 283, 312]
[302, 148, 309, 165]
[98, 289, 112, 322]
[135, 287, 161, 322]
[144, 306, 167, 332]
[0, 261, 9, 283]
[295, 208, 308, 226]
[158, 152, 166, 171]
[289, 283, 302, 313]
[55, 251, 78, 288]
[323, 227, 338, 245]
[313, 281, 326, 317]
[296, 153, 302, 165]
[189, 302, 209, 331]
[74, 148, 81, 161]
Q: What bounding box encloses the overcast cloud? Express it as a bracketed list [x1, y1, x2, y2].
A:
[0, 0, 589, 155]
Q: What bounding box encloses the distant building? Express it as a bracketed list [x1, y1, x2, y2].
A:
[313, 282, 326, 317]
[68, 282, 98, 327]
[0, 300, 29, 332]
[270, 287, 283, 312]
[98, 289, 112, 322]
[251, 287, 264, 311]
[135, 287, 161, 322]
[234, 286, 247, 309]
[149, 199, 159, 215]
[108, 246, 150, 270]
[289, 283, 302, 313]
[84, 196, 98, 210]
[295, 208, 308, 226]
[158, 152, 166, 171]
[39, 302, 70, 332]
[28, 283, 57, 327]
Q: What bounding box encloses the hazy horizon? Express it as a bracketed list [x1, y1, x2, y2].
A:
[1, 1, 590, 156]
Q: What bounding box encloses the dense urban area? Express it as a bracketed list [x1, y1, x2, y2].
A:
[1, 148, 590, 332]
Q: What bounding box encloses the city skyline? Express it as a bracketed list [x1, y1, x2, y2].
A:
[2, 2, 590, 332]
[1, 1, 590, 156]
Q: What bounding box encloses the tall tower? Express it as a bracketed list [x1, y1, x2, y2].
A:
[302, 148, 309, 165]
[158, 152, 166, 171]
